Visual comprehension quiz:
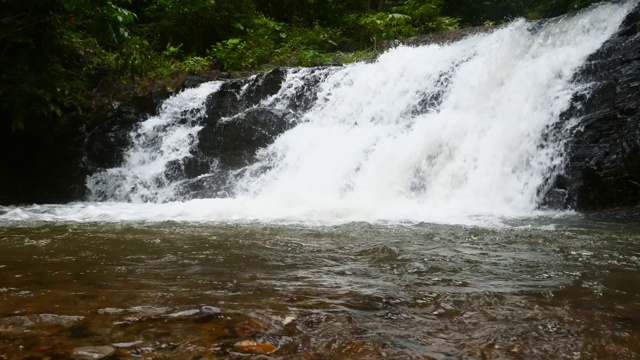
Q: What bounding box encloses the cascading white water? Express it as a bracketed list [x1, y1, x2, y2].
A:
[1, 2, 635, 225]
[86, 81, 223, 203]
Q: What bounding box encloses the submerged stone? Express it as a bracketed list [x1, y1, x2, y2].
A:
[0, 314, 85, 329]
[233, 340, 276, 354]
[71, 345, 115, 360]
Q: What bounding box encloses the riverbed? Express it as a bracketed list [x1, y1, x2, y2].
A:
[1, 217, 638, 359]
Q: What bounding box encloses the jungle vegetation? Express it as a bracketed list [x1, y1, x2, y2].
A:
[0, 0, 602, 130]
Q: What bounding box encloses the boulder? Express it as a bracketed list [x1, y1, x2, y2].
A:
[197, 107, 296, 169]
[170, 169, 235, 200]
[203, 68, 287, 124]
[83, 95, 160, 171]
[544, 5, 640, 210]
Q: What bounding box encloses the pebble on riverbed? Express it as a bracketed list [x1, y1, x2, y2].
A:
[233, 339, 276, 354]
[71, 345, 115, 360]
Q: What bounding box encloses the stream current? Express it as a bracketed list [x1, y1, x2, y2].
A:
[0, 219, 639, 359]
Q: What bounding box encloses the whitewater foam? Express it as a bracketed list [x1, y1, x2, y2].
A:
[1, 2, 636, 226]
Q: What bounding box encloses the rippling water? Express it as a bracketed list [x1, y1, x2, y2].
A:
[1, 218, 639, 359]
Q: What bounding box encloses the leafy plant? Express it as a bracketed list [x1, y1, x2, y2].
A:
[358, 12, 414, 40]
[208, 38, 259, 71]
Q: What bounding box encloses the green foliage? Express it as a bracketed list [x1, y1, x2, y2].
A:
[1, 0, 601, 131]
[339, 49, 379, 64]
[208, 38, 260, 71]
[338, 0, 458, 49]
[138, 0, 258, 54]
[441, 0, 603, 26]
[358, 13, 414, 39]
[386, 0, 458, 33]
[0, 0, 143, 130]
[282, 25, 341, 52]
[253, 0, 368, 27]
[116, 36, 152, 81]
[179, 56, 209, 73]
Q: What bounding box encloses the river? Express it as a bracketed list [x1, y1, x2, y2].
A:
[1, 218, 639, 359]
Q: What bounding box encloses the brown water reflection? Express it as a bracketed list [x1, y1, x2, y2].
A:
[0, 221, 639, 359]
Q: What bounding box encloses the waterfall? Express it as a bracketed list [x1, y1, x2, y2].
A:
[3, 1, 636, 225]
[86, 81, 223, 203]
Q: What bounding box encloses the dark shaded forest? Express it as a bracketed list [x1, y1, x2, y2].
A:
[1, 0, 600, 132]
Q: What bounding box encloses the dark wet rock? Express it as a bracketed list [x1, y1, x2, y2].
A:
[163, 157, 215, 184]
[180, 70, 234, 91]
[0, 90, 166, 205]
[282, 67, 335, 113]
[296, 314, 330, 330]
[163, 159, 187, 182]
[202, 68, 287, 124]
[68, 322, 94, 338]
[173, 172, 235, 200]
[184, 76, 213, 89]
[160, 342, 180, 351]
[167, 67, 299, 181]
[544, 5, 640, 210]
[182, 157, 213, 178]
[83, 93, 168, 174]
[381, 311, 413, 320]
[243, 68, 288, 106]
[71, 345, 115, 360]
[0, 64, 323, 204]
[541, 188, 569, 210]
[192, 306, 224, 323]
[198, 107, 296, 168]
[193, 66, 331, 172]
[82, 101, 149, 172]
[582, 205, 640, 221]
[194, 313, 224, 324]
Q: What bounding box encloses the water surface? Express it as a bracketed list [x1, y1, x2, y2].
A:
[1, 218, 639, 359]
